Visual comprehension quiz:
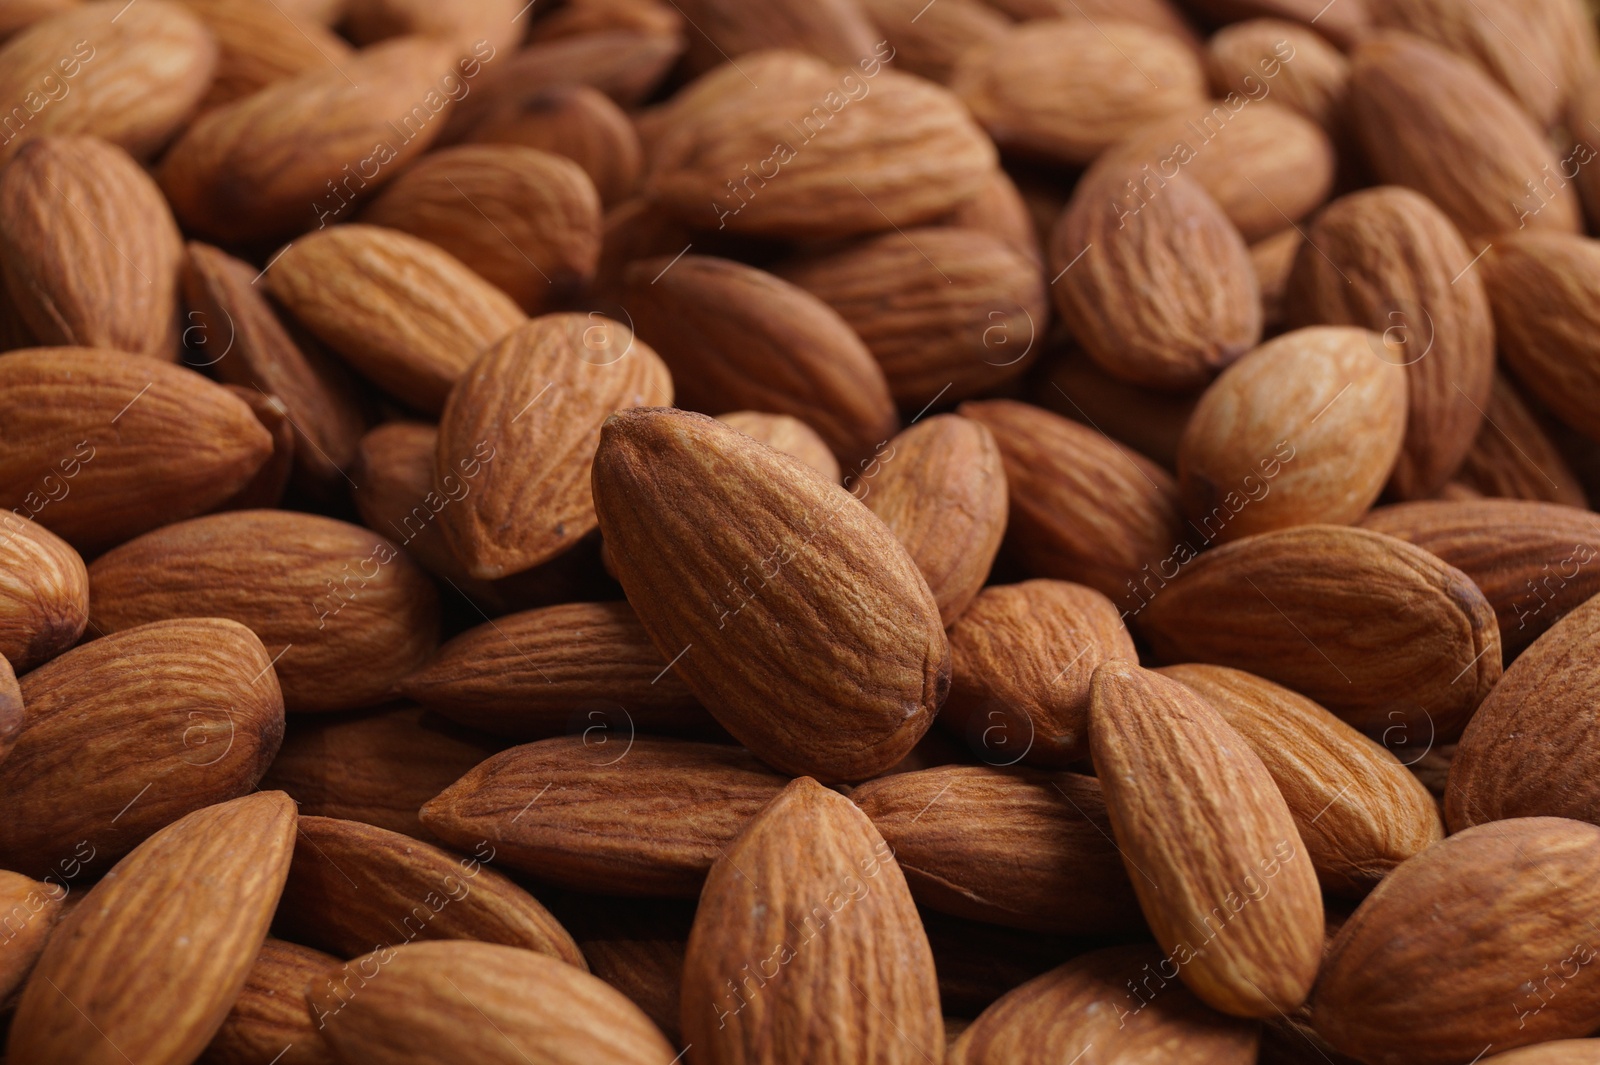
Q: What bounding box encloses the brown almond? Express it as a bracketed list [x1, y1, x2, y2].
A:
[716, 410, 840, 482]
[563, 897, 691, 1044]
[1207, 20, 1349, 138]
[942, 166, 1043, 266]
[200, 938, 340, 1065]
[451, 28, 684, 124]
[464, 83, 643, 206]
[1455, 372, 1588, 507]
[0, 870, 64, 1010]
[0, 652, 20, 766]
[1032, 347, 1199, 470]
[0, 512, 86, 672]
[666, 0, 878, 73]
[340, 0, 523, 54]
[218, 386, 294, 508]
[858, 0, 1008, 85]
[1250, 228, 1302, 333]
[176, 0, 353, 106]
[1181, 0, 1369, 49]
[1481, 1042, 1600, 1065]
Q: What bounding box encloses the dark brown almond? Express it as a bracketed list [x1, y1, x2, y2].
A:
[0, 870, 64, 1010]
[1455, 373, 1587, 508]
[199, 938, 340, 1065]
[465, 84, 644, 207]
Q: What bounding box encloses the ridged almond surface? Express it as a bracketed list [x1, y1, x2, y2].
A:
[1207, 20, 1349, 137]
[87, 509, 440, 712]
[157, 36, 464, 241]
[398, 600, 705, 738]
[0, 512, 86, 671]
[422, 736, 786, 896]
[465, 84, 642, 208]
[1089, 662, 1323, 1017]
[852, 765, 1143, 934]
[1177, 326, 1407, 541]
[308, 940, 676, 1065]
[0, 618, 283, 874]
[947, 944, 1260, 1065]
[275, 815, 585, 967]
[943, 580, 1135, 767]
[681, 777, 943, 1065]
[1286, 187, 1494, 499]
[0, 346, 272, 553]
[943, 166, 1042, 266]
[0, 870, 63, 1009]
[592, 408, 948, 781]
[177, 0, 352, 105]
[200, 938, 339, 1065]
[7, 792, 297, 1065]
[1314, 817, 1600, 1064]
[625, 254, 897, 465]
[1161, 663, 1444, 896]
[563, 896, 691, 1044]
[436, 314, 670, 579]
[0, 653, 20, 766]
[0, 136, 182, 359]
[1033, 348, 1199, 470]
[1456, 373, 1588, 507]
[1138, 524, 1502, 739]
[858, 0, 1007, 84]
[666, 0, 878, 73]
[860, 414, 1005, 626]
[716, 411, 840, 482]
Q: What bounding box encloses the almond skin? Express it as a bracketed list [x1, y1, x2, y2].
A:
[0, 347, 272, 553]
[398, 600, 708, 739]
[421, 736, 787, 897]
[176, 0, 354, 107]
[624, 254, 898, 466]
[1207, 20, 1349, 138]
[6, 792, 297, 1065]
[1314, 817, 1600, 1064]
[716, 411, 840, 482]
[0, 618, 284, 876]
[200, 938, 340, 1065]
[947, 944, 1260, 1065]
[0, 136, 183, 359]
[1160, 663, 1444, 896]
[436, 313, 671, 579]
[943, 580, 1136, 767]
[1177, 326, 1407, 541]
[275, 815, 585, 967]
[307, 940, 677, 1065]
[340, 0, 524, 54]
[1089, 661, 1323, 1018]
[1138, 524, 1501, 740]
[86, 509, 440, 712]
[592, 408, 948, 782]
[666, 0, 879, 74]
[464, 84, 644, 207]
[858, 0, 1009, 85]
[1456, 373, 1588, 507]
[680, 777, 943, 1064]
[860, 414, 1006, 626]
[1481, 1042, 1600, 1065]
[0, 512, 87, 672]
[0, 871, 64, 1010]
[851, 765, 1144, 934]
[0, 653, 20, 766]
[563, 897, 691, 1044]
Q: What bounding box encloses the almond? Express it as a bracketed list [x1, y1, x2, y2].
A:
[1032, 346, 1199, 470]
[1481, 1042, 1600, 1064]
[716, 411, 840, 482]
[1177, 326, 1407, 540]
[340, 0, 523, 54]
[266, 224, 526, 415]
[220, 385, 294, 509]
[200, 937, 340, 1065]
[0, 651, 20, 765]
[860, 414, 1006, 626]
[1182, 0, 1370, 49]
[6, 792, 296, 1065]
[307, 940, 676, 1065]
[86, 509, 440, 712]
[1051, 165, 1261, 391]
[1314, 817, 1600, 1064]
[0, 617, 284, 875]
[1136, 524, 1502, 740]
[562, 897, 691, 1044]
[398, 600, 709, 739]
[680, 777, 943, 1064]
[666, 0, 878, 73]
[950, 19, 1207, 167]
[624, 254, 898, 466]
[947, 944, 1260, 1065]
[943, 166, 1043, 267]
[0, 347, 272, 553]
[436, 313, 670, 579]
[0, 511, 86, 671]
[275, 815, 585, 967]
[1251, 227, 1302, 333]
[943, 579, 1135, 766]
[593, 408, 948, 781]
[851, 765, 1144, 934]
[858, 0, 1008, 85]
[1207, 20, 1349, 139]
[1089, 661, 1323, 1017]
[1456, 372, 1588, 507]
[1160, 663, 1444, 896]
[176, 0, 353, 106]
[420, 736, 787, 897]
[452, 28, 683, 120]
[0, 870, 64, 1010]
[463, 83, 643, 206]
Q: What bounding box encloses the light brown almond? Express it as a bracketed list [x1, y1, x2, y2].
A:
[464, 83, 643, 206]
[716, 411, 840, 482]
[176, 0, 353, 106]
[0, 511, 86, 671]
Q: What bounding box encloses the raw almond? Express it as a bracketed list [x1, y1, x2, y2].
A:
[452, 28, 683, 122]
[0, 652, 20, 765]
[0, 870, 63, 1009]
[466, 84, 642, 208]
[666, 0, 878, 73]
[220, 385, 294, 509]
[1207, 20, 1349, 139]
[1033, 347, 1200, 470]
[563, 897, 691, 1044]
[1456, 372, 1588, 507]
[6, 792, 296, 1065]
[1089, 661, 1323, 1017]
[200, 937, 339, 1065]
[1180, 0, 1369, 49]
[858, 0, 1008, 85]
[0, 511, 86, 671]
[176, 0, 353, 106]
[942, 167, 1042, 266]
[1481, 1042, 1600, 1064]
[340, 0, 523, 54]
[716, 411, 840, 482]
[593, 408, 948, 781]
[1251, 228, 1302, 333]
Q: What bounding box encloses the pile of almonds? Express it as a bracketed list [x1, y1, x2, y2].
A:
[6, 0, 1600, 1061]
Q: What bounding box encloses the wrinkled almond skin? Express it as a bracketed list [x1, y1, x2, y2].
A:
[1456, 373, 1588, 508]
[943, 166, 1042, 266]
[563, 896, 691, 1045]
[1161, 664, 1444, 896]
[465, 84, 644, 207]
[1207, 20, 1349, 138]
[275, 815, 586, 967]
[0, 618, 284, 876]
[1089, 662, 1323, 1018]
[1286, 187, 1494, 499]
[7, 792, 297, 1065]
[0, 136, 182, 359]
[0, 512, 86, 672]
[177, 0, 354, 107]
[0, 347, 272, 553]
[421, 736, 787, 897]
[859, 0, 1008, 85]
[1138, 524, 1501, 740]
[1033, 348, 1199, 471]
[625, 254, 898, 467]
[716, 411, 840, 482]
[1315, 818, 1600, 1065]
[1051, 166, 1261, 391]
[0, 653, 20, 766]
[943, 580, 1135, 767]
[861, 414, 1006, 626]
[87, 509, 440, 712]
[199, 938, 340, 1065]
[0, 870, 63, 1010]
[1177, 326, 1407, 541]
[437, 314, 670, 579]
[681, 778, 943, 1065]
[851, 765, 1143, 935]
[947, 945, 1260, 1065]
[667, 0, 879, 74]
[592, 409, 948, 782]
